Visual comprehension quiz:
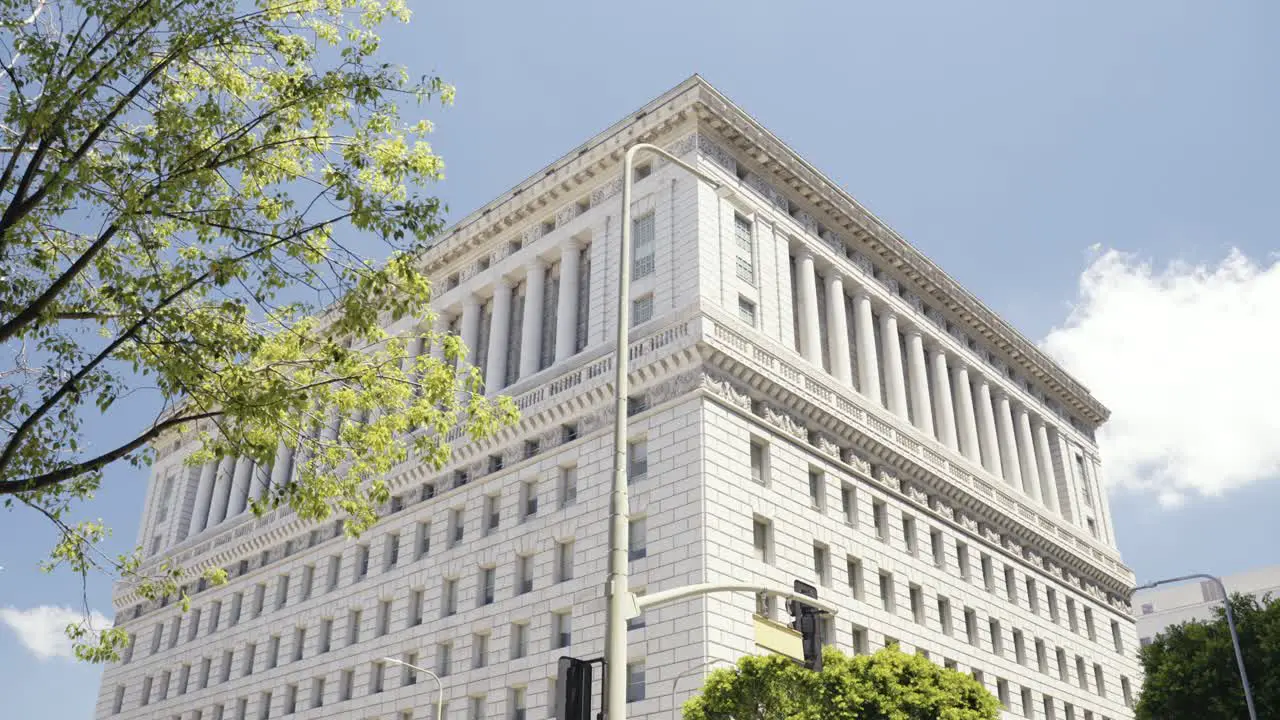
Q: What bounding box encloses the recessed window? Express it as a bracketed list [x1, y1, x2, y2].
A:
[511, 622, 529, 659]
[632, 212, 656, 280]
[753, 517, 774, 565]
[552, 611, 572, 649]
[873, 500, 889, 542]
[479, 567, 496, 606]
[472, 633, 489, 669]
[749, 439, 769, 485]
[442, 578, 457, 617]
[626, 662, 646, 703]
[846, 556, 864, 600]
[902, 515, 918, 555]
[813, 543, 830, 586]
[627, 440, 648, 482]
[879, 571, 895, 613]
[840, 483, 857, 525]
[629, 517, 648, 561]
[990, 618, 1004, 655]
[734, 214, 755, 285]
[738, 296, 757, 326]
[956, 541, 971, 581]
[559, 465, 578, 507]
[631, 293, 654, 325]
[633, 163, 652, 182]
[808, 469, 826, 510]
[909, 584, 924, 624]
[556, 541, 574, 583]
[484, 495, 500, 535]
[937, 596, 952, 635]
[521, 481, 538, 519]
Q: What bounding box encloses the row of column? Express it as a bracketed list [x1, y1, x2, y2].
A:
[458, 239, 583, 392]
[187, 442, 293, 538]
[795, 249, 1065, 516]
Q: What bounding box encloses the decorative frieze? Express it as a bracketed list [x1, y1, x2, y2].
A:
[702, 372, 752, 411]
[904, 292, 924, 312]
[874, 466, 901, 492]
[555, 203, 578, 228]
[812, 433, 842, 459]
[745, 173, 788, 211]
[664, 132, 698, 159]
[905, 484, 929, 506]
[590, 177, 623, 208]
[762, 404, 806, 440]
[840, 448, 871, 475]
[793, 209, 819, 234]
[850, 251, 875, 276]
[696, 133, 736, 173]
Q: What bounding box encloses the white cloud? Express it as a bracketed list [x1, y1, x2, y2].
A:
[0, 605, 112, 660]
[1042, 247, 1280, 507]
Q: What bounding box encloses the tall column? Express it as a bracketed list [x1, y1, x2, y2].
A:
[1033, 421, 1060, 514]
[459, 296, 482, 368]
[853, 291, 881, 403]
[824, 272, 852, 385]
[930, 348, 958, 450]
[995, 393, 1023, 489]
[227, 456, 254, 516]
[519, 260, 546, 379]
[952, 364, 981, 462]
[880, 312, 908, 419]
[485, 279, 512, 390]
[795, 250, 821, 365]
[1053, 428, 1081, 523]
[188, 461, 218, 536]
[268, 442, 293, 491]
[905, 329, 934, 436]
[975, 378, 1002, 476]
[206, 455, 237, 528]
[554, 242, 580, 363]
[1015, 408, 1043, 502]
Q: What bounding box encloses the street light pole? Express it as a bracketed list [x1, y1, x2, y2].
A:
[604, 143, 729, 720]
[381, 656, 444, 720]
[1132, 573, 1257, 720]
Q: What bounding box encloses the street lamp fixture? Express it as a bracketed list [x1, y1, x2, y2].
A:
[381, 656, 444, 720]
[1132, 573, 1257, 720]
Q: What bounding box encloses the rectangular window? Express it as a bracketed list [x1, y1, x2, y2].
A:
[846, 557, 864, 600]
[1048, 587, 1060, 623]
[990, 618, 1003, 655]
[1121, 676, 1133, 707]
[753, 518, 773, 564]
[879, 571, 895, 613]
[931, 529, 945, 568]
[385, 534, 400, 570]
[516, 555, 534, 595]
[1021, 687, 1033, 719]
[480, 567, 496, 606]
[981, 554, 994, 592]
[327, 555, 341, 591]
[469, 696, 485, 720]
[511, 622, 529, 659]
[370, 661, 384, 694]
[408, 589, 424, 627]
[140, 676, 152, 706]
[1044, 696, 1057, 720]
[629, 518, 648, 561]
[1085, 607, 1097, 641]
[937, 596, 952, 635]
[1076, 656, 1088, 691]
[242, 643, 256, 677]
[552, 611, 572, 649]
[750, 440, 769, 486]
[1067, 598, 1079, 633]
[1026, 577, 1038, 614]
[354, 544, 369, 581]
[738, 296, 757, 326]
[177, 664, 190, 695]
[437, 643, 452, 677]
[346, 609, 361, 646]
[521, 481, 538, 519]
[266, 635, 280, 669]
[301, 565, 314, 601]
[377, 600, 391, 636]
[258, 691, 271, 720]
[809, 469, 826, 509]
[112, 685, 125, 714]
[558, 465, 578, 507]
[199, 657, 211, 689]
[220, 650, 234, 682]
[188, 608, 202, 642]
[511, 687, 527, 720]
[283, 684, 297, 715]
[338, 669, 353, 701]
[1036, 638, 1048, 673]
[997, 679, 1010, 709]
[1057, 647, 1069, 682]
[556, 541, 574, 582]
[965, 608, 979, 646]
[909, 584, 924, 624]
[443, 578, 457, 616]
[318, 618, 332, 654]
[1094, 663, 1106, 697]
[311, 677, 324, 709]
[631, 294, 654, 325]
[1005, 566, 1017, 605]
[734, 214, 756, 284]
[484, 495, 500, 535]
[1014, 628, 1026, 665]
[472, 633, 489, 669]
[632, 212, 655, 279]
[627, 440, 648, 482]
[841, 483, 857, 525]
[168, 616, 181, 649]
[902, 515, 918, 555]
[957, 541, 971, 581]
[414, 521, 430, 559]
[813, 543, 830, 586]
[626, 662, 647, 703]
[276, 574, 290, 610]
[449, 509, 464, 548]
[851, 625, 869, 655]
[873, 500, 888, 542]
[1112, 621, 1125, 654]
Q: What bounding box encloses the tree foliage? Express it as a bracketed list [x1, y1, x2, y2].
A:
[1137, 592, 1279, 720]
[0, 0, 516, 659]
[683, 647, 1000, 720]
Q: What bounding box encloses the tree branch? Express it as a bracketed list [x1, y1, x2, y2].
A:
[0, 410, 220, 496]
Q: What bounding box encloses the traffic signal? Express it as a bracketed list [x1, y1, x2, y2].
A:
[555, 656, 593, 720]
[787, 579, 824, 672]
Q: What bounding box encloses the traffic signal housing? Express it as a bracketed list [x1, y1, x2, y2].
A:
[555, 656, 593, 720]
[787, 579, 824, 672]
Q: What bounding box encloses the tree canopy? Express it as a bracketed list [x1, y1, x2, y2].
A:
[0, 0, 515, 660]
[1137, 592, 1279, 720]
[683, 647, 1000, 720]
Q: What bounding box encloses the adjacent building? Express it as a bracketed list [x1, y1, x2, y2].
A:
[1135, 565, 1280, 647]
[96, 76, 1141, 720]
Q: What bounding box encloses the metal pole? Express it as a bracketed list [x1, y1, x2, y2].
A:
[381, 657, 444, 720]
[604, 143, 726, 720]
[1132, 573, 1257, 720]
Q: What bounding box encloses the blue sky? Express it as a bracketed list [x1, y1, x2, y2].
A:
[3, 1, 1278, 717]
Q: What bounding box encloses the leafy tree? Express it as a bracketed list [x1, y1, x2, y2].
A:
[1137, 592, 1279, 720]
[683, 646, 1000, 720]
[0, 0, 516, 660]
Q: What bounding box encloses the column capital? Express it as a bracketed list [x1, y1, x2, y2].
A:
[795, 245, 816, 262]
[525, 256, 547, 272]
[904, 325, 924, 340]
[824, 268, 846, 286]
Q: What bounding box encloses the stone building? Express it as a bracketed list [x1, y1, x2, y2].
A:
[96, 76, 1140, 720]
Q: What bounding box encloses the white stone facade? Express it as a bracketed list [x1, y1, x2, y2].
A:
[96, 76, 1140, 720]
